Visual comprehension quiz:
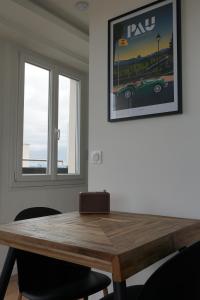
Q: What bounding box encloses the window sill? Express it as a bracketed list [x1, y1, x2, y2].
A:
[11, 173, 86, 189]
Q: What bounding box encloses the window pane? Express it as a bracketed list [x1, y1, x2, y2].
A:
[22, 63, 49, 174]
[57, 75, 79, 174]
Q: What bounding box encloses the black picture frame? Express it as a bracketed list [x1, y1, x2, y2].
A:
[108, 0, 182, 122]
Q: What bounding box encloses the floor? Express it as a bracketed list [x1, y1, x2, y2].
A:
[4, 276, 25, 300]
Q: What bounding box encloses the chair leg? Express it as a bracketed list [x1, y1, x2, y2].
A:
[103, 288, 108, 296]
[17, 292, 22, 300]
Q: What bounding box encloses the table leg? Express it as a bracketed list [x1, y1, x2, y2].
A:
[113, 281, 127, 300]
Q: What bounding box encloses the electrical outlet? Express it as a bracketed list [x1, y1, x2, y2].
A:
[91, 151, 103, 164]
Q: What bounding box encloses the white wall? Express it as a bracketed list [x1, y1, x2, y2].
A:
[89, 0, 200, 294]
[0, 40, 88, 271]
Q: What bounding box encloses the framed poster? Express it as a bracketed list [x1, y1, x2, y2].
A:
[108, 0, 182, 122]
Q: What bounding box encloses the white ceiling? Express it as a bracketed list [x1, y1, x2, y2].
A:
[29, 0, 91, 35]
[0, 0, 90, 72]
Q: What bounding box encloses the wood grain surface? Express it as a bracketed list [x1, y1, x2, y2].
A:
[0, 211, 200, 281]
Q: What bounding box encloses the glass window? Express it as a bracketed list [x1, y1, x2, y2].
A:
[17, 55, 81, 184]
[22, 63, 49, 174]
[57, 75, 79, 175]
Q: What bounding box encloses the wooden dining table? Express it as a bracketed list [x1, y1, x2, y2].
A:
[0, 211, 200, 300]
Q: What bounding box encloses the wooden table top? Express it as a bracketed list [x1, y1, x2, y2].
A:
[0, 211, 200, 282]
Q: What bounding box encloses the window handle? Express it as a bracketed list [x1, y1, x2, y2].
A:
[55, 129, 60, 140]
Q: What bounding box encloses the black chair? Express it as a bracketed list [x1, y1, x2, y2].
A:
[100, 241, 200, 300]
[0, 207, 111, 300]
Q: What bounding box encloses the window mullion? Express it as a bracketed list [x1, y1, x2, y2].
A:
[49, 69, 58, 179]
[16, 55, 25, 178]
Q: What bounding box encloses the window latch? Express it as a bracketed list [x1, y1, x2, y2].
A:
[55, 129, 60, 140]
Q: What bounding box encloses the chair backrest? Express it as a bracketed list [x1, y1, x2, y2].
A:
[14, 206, 61, 221]
[15, 207, 90, 293]
[139, 241, 200, 300]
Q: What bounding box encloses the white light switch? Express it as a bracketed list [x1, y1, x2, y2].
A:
[91, 151, 103, 164]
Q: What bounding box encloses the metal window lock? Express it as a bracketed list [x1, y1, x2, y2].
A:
[55, 129, 60, 140]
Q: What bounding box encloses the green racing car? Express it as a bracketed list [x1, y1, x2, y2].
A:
[115, 78, 168, 100]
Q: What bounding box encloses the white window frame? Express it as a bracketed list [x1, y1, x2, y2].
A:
[14, 52, 85, 187]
